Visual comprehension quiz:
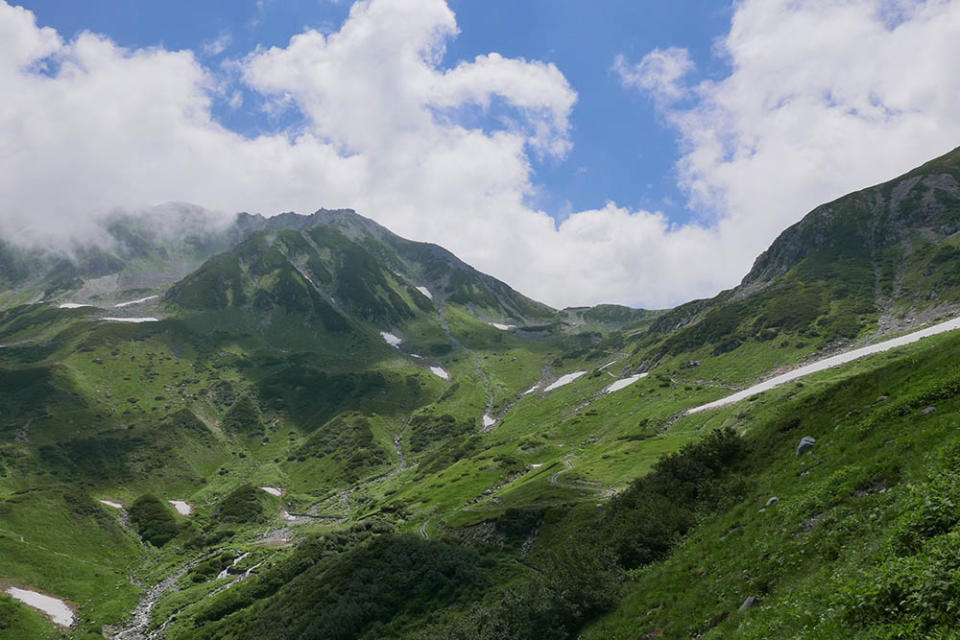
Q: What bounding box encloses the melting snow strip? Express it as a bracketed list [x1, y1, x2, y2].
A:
[102, 317, 159, 323]
[544, 371, 587, 392]
[687, 315, 960, 414]
[482, 414, 496, 428]
[5, 587, 74, 628]
[488, 322, 516, 330]
[416, 286, 433, 300]
[98, 499, 123, 509]
[380, 331, 402, 348]
[169, 500, 193, 516]
[604, 373, 648, 394]
[260, 486, 283, 497]
[114, 295, 158, 308]
[58, 303, 94, 309]
[430, 366, 450, 380]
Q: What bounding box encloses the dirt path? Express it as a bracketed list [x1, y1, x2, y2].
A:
[549, 456, 607, 494]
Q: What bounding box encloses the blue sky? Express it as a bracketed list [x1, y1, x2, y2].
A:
[19, 0, 731, 225]
[4, 0, 959, 308]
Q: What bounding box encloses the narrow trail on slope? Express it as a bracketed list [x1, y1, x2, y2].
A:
[686, 314, 960, 415]
[435, 299, 495, 424]
[548, 456, 609, 495]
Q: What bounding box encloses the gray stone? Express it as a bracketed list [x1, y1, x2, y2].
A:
[921, 406, 937, 415]
[797, 436, 817, 456]
[765, 496, 779, 507]
[738, 596, 758, 612]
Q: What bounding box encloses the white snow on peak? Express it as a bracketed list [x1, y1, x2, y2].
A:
[169, 500, 193, 516]
[416, 286, 433, 300]
[98, 499, 123, 509]
[380, 331, 402, 348]
[114, 295, 158, 308]
[260, 486, 283, 497]
[605, 373, 648, 394]
[5, 588, 74, 627]
[544, 371, 587, 392]
[488, 322, 516, 331]
[103, 317, 159, 323]
[429, 366, 450, 380]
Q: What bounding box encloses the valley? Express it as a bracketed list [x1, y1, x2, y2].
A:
[1, 147, 960, 639]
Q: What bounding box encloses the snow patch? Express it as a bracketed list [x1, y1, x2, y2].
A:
[169, 500, 193, 516]
[522, 383, 540, 396]
[688, 315, 960, 414]
[416, 286, 433, 300]
[482, 414, 496, 428]
[58, 303, 94, 309]
[488, 322, 516, 331]
[429, 366, 450, 380]
[605, 373, 648, 394]
[531, 463, 544, 469]
[103, 317, 159, 323]
[380, 331, 402, 348]
[98, 499, 123, 509]
[114, 295, 158, 308]
[544, 371, 587, 392]
[4, 587, 74, 628]
[260, 486, 283, 497]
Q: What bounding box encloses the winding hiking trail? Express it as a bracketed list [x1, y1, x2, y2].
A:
[687, 314, 960, 414]
[548, 456, 611, 496]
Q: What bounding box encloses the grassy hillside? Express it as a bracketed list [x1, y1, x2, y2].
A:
[1, 148, 960, 639]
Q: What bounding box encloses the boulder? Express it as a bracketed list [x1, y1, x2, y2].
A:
[738, 595, 758, 612]
[797, 436, 816, 456]
[765, 496, 779, 507]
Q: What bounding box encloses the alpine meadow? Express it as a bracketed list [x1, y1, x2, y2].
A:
[3, 1, 960, 639]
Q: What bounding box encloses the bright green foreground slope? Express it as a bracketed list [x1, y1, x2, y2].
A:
[0, 146, 959, 639]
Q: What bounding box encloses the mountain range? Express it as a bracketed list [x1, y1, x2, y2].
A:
[1, 146, 960, 639]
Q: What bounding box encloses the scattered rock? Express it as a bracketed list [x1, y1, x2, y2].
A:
[765, 496, 779, 507]
[921, 406, 937, 415]
[738, 595, 758, 612]
[853, 479, 890, 498]
[797, 436, 816, 456]
[802, 512, 828, 532]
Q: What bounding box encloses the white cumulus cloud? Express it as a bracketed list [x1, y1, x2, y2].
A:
[0, 0, 959, 309]
[617, 0, 960, 302]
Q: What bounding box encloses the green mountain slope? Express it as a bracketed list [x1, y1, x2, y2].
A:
[2, 147, 960, 640]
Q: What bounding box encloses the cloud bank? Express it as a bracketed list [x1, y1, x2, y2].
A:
[0, 0, 959, 308]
